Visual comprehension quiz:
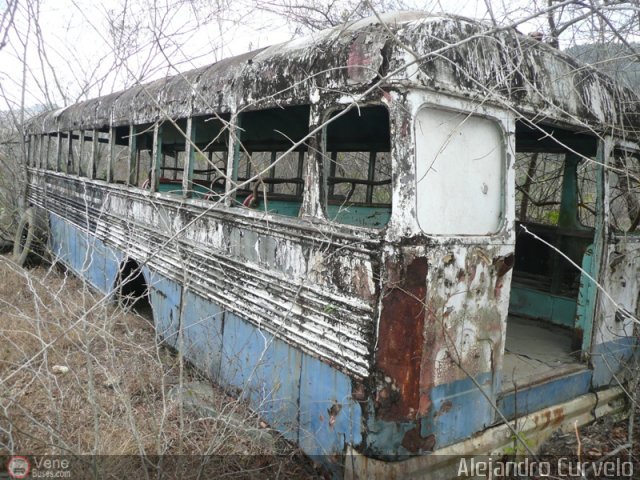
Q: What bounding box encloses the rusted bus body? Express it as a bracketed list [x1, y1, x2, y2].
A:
[23, 12, 640, 477]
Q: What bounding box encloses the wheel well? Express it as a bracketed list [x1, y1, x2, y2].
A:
[115, 259, 152, 317]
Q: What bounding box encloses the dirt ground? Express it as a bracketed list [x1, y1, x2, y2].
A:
[538, 400, 640, 478]
[0, 254, 324, 479]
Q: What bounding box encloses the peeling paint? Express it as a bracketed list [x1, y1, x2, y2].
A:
[26, 13, 640, 136]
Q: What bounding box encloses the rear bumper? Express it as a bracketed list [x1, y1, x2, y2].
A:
[346, 385, 628, 480]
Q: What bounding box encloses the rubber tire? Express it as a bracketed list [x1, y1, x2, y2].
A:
[12, 208, 37, 267]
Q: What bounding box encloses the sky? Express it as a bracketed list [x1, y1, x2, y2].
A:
[0, 0, 603, 112]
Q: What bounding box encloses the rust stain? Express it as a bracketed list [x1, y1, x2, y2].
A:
[542, 410, 552, 428]
[401, 426, 435, 453]
[418, 294, 439, 417]
[493, 253, 515, 277]
[438, 400, 453, 416]
[328, 402, 342, 430]
[347, 34, 377, 84]
[533, 406, 566, 430]
[531, 412, 547, 429]
[351, 381, 366, 401]
[493, 253, 514, 298]
[552, 407, 565, 426]
[375, 256, 428, 420]
[572, 327, 584, 352]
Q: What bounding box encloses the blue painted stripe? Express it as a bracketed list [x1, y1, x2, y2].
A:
[497, 369, 592, 420]
[180, 290, 224, 381]
[424, 372, 495, 449]
[146, 271, 182, 347]
[591, 337, 637, 388]
[48, 214, 122, 295]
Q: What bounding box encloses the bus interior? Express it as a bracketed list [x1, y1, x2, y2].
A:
[118, 105, 393, 229]
[504, 121, 598, 391]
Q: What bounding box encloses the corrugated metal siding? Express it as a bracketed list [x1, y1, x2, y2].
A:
[29, 171, 379, 378]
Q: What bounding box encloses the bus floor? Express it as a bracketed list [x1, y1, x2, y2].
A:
[501, 315, 585, 392]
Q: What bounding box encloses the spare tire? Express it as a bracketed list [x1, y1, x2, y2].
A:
[12, 207, 46, 266]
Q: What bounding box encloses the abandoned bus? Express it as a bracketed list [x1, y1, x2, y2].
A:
[19, 11, 640, 478]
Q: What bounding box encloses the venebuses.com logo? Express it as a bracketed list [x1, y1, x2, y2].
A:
[5, 456, 72, 479]
[6, 456, 30, 479]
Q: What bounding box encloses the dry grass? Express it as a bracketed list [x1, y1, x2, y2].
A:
[0, 254, 323, 478]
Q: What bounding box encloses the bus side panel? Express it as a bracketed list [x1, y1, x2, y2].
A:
[420, 243, 512, 450]
[590, 242, 640, 387]
[32, 174, 371, 466]
[49, 214, 71, 265]
[86, 237, 112, 292]
[220, 311, 303, 443]
[49, 213, 122, 295]
[181, 290, 224, 381]
[146, 271, 182, 348]
[244, 324, 303, 444]
[219, 311, 363, 459]
[591, 338, 637, 387]
[298, 353, 363, 458]
[48, 222, 366, 460]
[71, 219, 87, 274]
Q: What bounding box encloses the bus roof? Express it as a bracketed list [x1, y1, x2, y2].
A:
[26, 11, 640, 137]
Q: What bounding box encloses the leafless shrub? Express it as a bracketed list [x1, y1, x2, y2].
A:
[0, 255, 321, 478]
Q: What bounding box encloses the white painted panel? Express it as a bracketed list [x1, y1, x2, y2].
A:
[415, 107, 504, 235]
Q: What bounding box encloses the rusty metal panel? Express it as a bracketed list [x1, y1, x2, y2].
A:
[369, 242, 514, 453]
[375, 253, 428, 421]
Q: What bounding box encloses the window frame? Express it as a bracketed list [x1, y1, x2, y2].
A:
[320, 102, 393, 230]
[230, 105, 312, 218]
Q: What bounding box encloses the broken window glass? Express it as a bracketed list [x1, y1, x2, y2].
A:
[235, 106, 310, 217]
[325, 105, 391, 228]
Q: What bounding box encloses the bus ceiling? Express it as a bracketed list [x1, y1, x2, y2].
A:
[515, 121, 599, 155]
